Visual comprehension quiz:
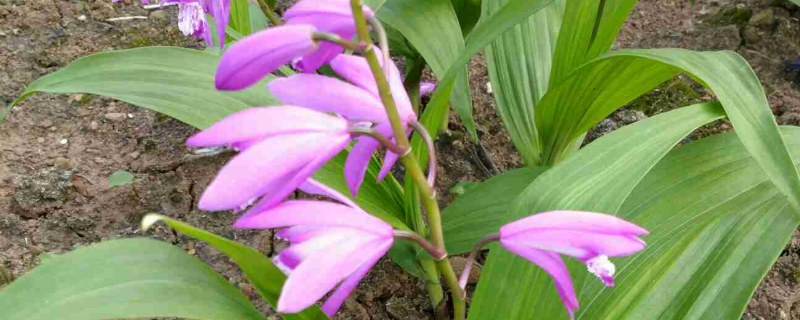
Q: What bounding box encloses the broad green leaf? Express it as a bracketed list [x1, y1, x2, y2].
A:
[378, 0, 476, 139]
[249, 1, 270, 33]
[108, 170, 134, 188]
[142, 215, 330, 320]
[0, 238, 267, 320]
[228, 0, 252, 36]
[417, 0, 556, 143]
[469, 102, 726, 320]
[485, 0, 565, 165]
[7, 47, 276, 129]
[547, 0, 600, 86]
[451, 0, 483, 36]
[441, 166, 548, 255]
[536, 49, 800, 210]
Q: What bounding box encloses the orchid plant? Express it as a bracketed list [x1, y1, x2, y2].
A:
[2, 0, 800, 320]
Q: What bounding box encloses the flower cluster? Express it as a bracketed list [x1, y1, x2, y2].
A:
[112, 0, 230, 47]
[186, 0, 649, 317]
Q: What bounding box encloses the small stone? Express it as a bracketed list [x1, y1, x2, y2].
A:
[149, 10, 169, 22]
[90, 121, 99, 130]
[129, 151, 140, 159]
[59, 138, 68, 145]
[743, 26, 761, 45]
[486, 82, 493, 94]
[104, 113, 127, 122]
[54, 158, 70, 170]
[38, 120, 53, 128]
[749, 9, 775, 29]
[37, 137, 45, 143]
[127, 113, 134, 119]
[12, 28, 20, 35]
[77, 15, 87, 21]
[69, 94, 84, 102]
[0, 30, 6, 37]
[29, 245, 43, 255]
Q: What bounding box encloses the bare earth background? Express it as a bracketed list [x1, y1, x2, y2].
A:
[1, 0, 800, 319]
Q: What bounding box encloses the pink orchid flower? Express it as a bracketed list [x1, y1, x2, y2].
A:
[234, 180, 393, 316]
[498, 211, 648, 318]
[215, 0, 373, 90]
[267, 50, 417, 197]
[186, 106, 353, 213]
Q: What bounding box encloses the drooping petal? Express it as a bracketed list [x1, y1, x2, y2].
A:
[321, 238, 392, 316]
[345, 136, 380, 197]
[500, 211, 649, 238]
[502, 229, 646, 260]
[234, 200, 393, 235]
[377, 150, 399, 182]
[585, 255, 616, 286]
[501, 240, 579, 319]
[238, 136, 351, 215]
[215, 25, 317, 90]
[198, 132, 348, 211]
[276, 228, 369, 269]
[275, 234, 380, 313]
[206, 0, 231, 48]
[268, 74, 388, 122]
[299, 179, 358, 208]
[294, 41, 347, 73]
[186, 106, 348, 147]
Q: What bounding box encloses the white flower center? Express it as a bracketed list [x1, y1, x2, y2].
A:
[178, 3, 206, 37]
[586, 255, 616, 286]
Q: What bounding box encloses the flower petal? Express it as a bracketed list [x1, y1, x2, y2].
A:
[215, 25, 317, 90]
[234, 200, 393, 236]
[321, 238, 392, 316]
[238, 135, 350, 214]
[284, 0, 373, 19]
[268, 74, 388, 122]
[276, 233, 380, 313]
[276, 228, 370, 269]
[198, 132, 347, 211]
[501, 240, 579, 319]
[377, 150, 399, 182]
[186, 106, 348, 147]
[500, 211, 649, 238]
[299, 179, 359, 208]
[345, 136, 379, 197]
[503, 229, 646, 260]
[207, 0, 230, 48]
[419, 82, 436, 97]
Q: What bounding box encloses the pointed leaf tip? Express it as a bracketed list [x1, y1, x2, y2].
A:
[141, 214, 166, 231]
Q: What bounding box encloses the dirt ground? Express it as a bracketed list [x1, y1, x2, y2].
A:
[1, 0, 800, 319]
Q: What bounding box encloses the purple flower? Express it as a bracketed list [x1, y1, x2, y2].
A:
[233, 181, 393, 316]
[215, 0, 373, 90]
[215, 25, 318, 90]
[186, 106, 353, 212]
[265, 51, 416, 196]
[500, 211, 648, 318]
[419, 82, 436, 97]
[112, 0, 230, 47]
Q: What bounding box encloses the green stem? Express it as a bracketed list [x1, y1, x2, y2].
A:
[350, 1, 465, 318]
[312, 32, 366, 52]
[255, 0, 282, 26]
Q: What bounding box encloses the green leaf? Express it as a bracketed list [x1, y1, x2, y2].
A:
[378, 0, 476, 139]
[417, 0, 556, 144]
[228, 0, 252, 36]
[8, 47, 276, 130]
[0, 238, 267, 320]
[249, 1, 270, 33]
[141, 215, 330, 320]
[442, 166, 547, 255]
[108, 170, 134, 188]
[451, 0, 483, 36]
[535, 49, 800, 210]
[468, 102, 726, 320]
[484, 0, 565, 165]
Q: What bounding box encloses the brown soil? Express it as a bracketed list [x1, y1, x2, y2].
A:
[0, 0, 799, 319]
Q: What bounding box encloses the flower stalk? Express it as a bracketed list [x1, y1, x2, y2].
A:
[350, 0, 465, 318]
[255, 0, 282, 26]
[458, 233, 500, 294]
[312, 32, 365, 52]
[348, 126, 409, 156]
[394, 230, 446, 260]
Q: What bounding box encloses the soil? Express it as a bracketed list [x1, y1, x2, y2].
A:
[1, 0, 799, 319]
